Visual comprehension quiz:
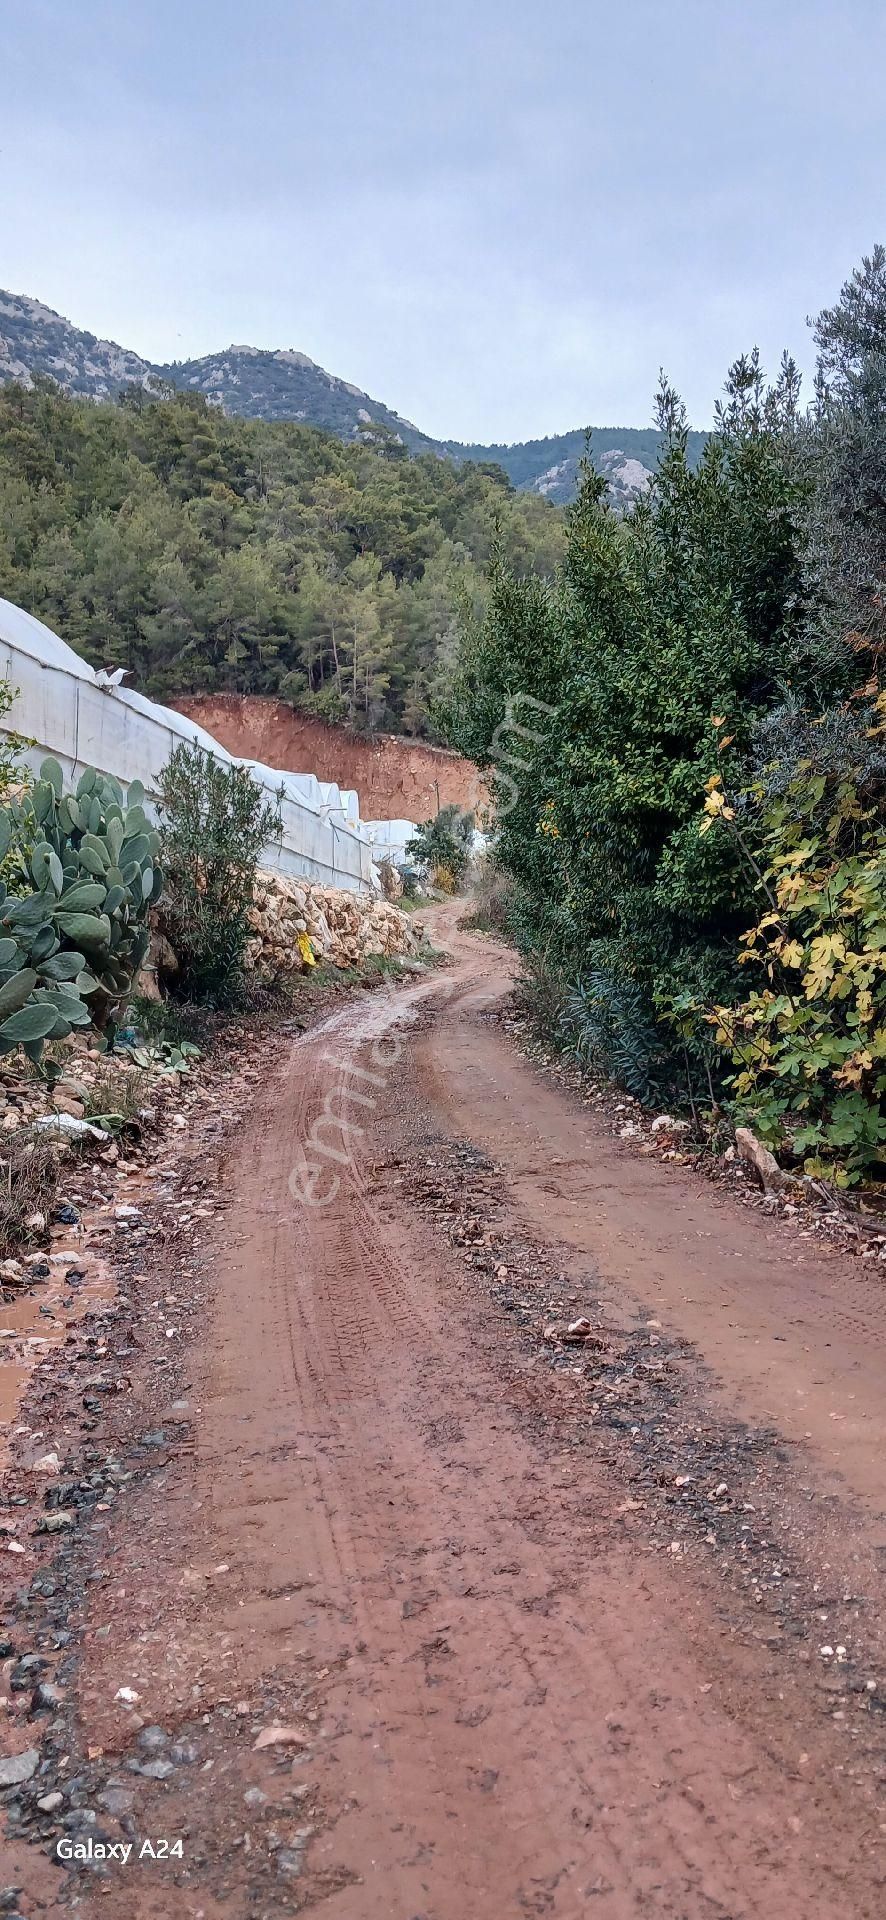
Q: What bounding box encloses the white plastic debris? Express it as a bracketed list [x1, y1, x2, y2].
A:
[34, 1113, 108, 1141]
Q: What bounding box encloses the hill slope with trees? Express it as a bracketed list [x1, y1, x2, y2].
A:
[445, 424, 709, 503]
[0, 380, 563, 736]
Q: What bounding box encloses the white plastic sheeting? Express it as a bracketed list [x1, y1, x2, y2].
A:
[363, 818, 486, 869]
[0, 598, 379, 893]
[363, 818, 417, 867]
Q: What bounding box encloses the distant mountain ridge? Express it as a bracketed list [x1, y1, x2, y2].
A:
[0, 291, 156, 399]
[0, 287, 707, 504]
[445, 425, 707, 504]
[157, 343, 437, 452]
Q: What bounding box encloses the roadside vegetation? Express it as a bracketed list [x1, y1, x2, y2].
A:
[156, 742, 282, 1005]
[0, 757, 160, 1064]
[443, 249, 886, 1188]
[459, 852, 515, 933]
[406, 803, 475, 894]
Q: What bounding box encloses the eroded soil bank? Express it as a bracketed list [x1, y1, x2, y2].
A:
[2, 905, 885, 1918]
[172, 694, 489, 822]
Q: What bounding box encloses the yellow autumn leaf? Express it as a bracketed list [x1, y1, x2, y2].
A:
[809, 932, 846, 969]
[836, 1049, 873, 1088]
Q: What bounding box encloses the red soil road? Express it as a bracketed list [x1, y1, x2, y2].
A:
[23, 908, 886, 1918]
[172, 693, 489, 822]
[419, 913, 886, 1526]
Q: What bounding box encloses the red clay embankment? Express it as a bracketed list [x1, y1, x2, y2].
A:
[172, 693, 488, 822]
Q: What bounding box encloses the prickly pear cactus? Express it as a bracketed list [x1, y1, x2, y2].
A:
[0, 758, 163, 1061]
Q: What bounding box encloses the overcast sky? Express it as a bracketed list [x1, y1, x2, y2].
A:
[4, 0, 885, 442]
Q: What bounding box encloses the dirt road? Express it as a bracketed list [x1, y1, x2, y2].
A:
[4, 906, 886, 1918]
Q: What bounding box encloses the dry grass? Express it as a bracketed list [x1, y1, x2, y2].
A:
[0, 1132, 58, 1256]
[461, 854, 514, 934]
[83, 1060, 153, 1126]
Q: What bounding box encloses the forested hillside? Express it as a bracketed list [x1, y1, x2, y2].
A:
[447, 424, 709, 503]
[443, 249, 886, 1187]
[0, 381, 563, 735]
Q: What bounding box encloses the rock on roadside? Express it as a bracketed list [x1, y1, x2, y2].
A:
[0, 1748, 40, 1787]
[734, 1125, 791, 1195]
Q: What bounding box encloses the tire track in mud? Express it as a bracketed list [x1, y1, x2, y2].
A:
[416, 918, 886, 1516]
[123, 966, 886, 1914]
[4, 919, 886, 1919]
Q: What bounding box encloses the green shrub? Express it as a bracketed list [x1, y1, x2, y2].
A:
[128, 993, 218, 1053]
[561, 967, 679, 1106]
[442, 357, 831, 1095]
[406, 804, 475, 886]
[0, 758, 160, 1063]
[438, 249, 886, 1184]
[704, 695, 886, 1183]
[157, 744, 281, 1004]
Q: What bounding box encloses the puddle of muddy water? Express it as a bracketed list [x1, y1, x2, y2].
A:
[0, 1254, 115, 1452]
[0, 1359, 30, 1423]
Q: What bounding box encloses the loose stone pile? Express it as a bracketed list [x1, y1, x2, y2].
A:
[244, 872, 419, 980]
